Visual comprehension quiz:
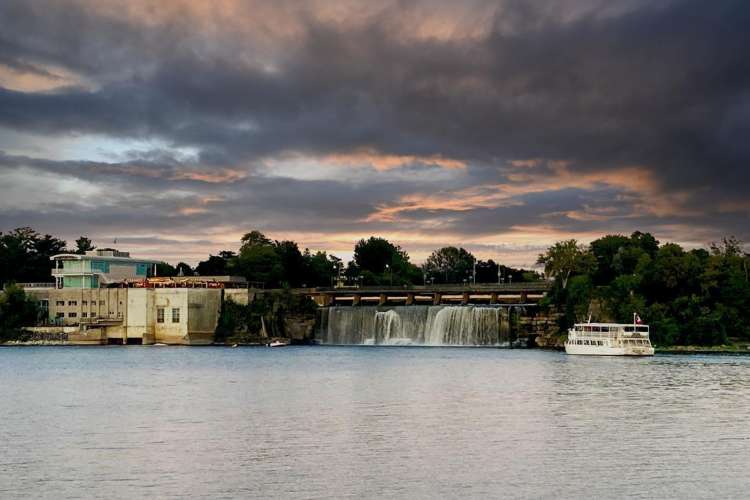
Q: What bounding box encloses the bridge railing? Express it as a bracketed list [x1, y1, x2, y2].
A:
[16, 282, 56, 289]
[310, 281, 552, 293]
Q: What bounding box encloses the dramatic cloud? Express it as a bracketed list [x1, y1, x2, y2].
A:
[1, 0, 749, 266]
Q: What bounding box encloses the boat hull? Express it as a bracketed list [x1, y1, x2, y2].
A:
[565, 344, 654, 356]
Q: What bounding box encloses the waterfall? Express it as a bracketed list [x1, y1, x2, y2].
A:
[319, 305, 514, 346]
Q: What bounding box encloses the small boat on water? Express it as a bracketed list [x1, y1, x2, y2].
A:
[268, 340, 288, 347]
[565, 315, 654, 356]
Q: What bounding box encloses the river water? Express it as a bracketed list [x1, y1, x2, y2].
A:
[1, 346, 749, 499]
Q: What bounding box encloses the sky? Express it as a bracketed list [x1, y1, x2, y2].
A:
[1, 0, 749, 267]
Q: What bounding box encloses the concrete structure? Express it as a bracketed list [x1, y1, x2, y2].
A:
[51, 248, 161, 289]
[302, 282, 551, 307]
[25, 287, 232, 345]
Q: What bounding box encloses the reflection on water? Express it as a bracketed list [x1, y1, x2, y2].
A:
[1, 346, 749, 499]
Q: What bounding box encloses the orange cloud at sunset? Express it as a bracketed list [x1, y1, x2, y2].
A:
[324, 149, 466, 171]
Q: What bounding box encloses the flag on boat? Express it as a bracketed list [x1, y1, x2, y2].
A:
[634, 313, 643, 324]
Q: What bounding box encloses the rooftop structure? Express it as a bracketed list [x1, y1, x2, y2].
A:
[118, 276, 248, 289]
[51, 248, 162, 289]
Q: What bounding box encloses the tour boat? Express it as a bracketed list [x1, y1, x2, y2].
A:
[565, 316, 654, 356]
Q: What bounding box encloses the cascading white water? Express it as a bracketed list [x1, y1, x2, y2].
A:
[319, 305, 514, 346]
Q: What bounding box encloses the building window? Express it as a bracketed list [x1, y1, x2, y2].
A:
[91, 300, 96, 305]
[172, 308, 180, 323]
[91, 312, 97, 318]
[82, 300, 88, 306]
[82, 312, 88, 318]
[56, 312, 65, 318]
[68, 312, 77, 318]
[56, 300, 65, 306]
[91, 260, 110, 273]
[117, 312, 122, 318]
[68, 300, 77, 306]
[157, 308, 164, 323]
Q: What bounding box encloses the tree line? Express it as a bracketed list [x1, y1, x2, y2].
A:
[163, 231, 539, 288]
[0, 227, 536, 289]
[537, 232, 750, 346]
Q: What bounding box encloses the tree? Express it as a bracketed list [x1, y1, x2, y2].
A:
[0, 227, 66, 286]
[354, 237, 404, 274]
[536, 239, 593, 289]
[352, 237, 419, 285]
[710, 236, 744, 257]
[0, 284, 39, 340]
[175, 262, 194, 276]
[590, 234, 631, 285]
[235, 230, 282, 286]
[422, 246, 475, 284]
[304, 250, 339, 287]
[241, 230, 272, 248]
[274, 240, 306, 287]
[630, 231, 659, 257]
[196, 254, 230, 276]
[155, 262, 177, 277]
[74, 236, 95, 254]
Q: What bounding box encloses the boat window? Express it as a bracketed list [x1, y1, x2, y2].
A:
[636, 326, 648, 332]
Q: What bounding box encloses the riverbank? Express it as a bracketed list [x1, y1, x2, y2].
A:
[655, 344, 750, 355]
[5, 339, 750, 354]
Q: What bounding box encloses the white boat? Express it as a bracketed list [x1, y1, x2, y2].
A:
[268, 340, 288, 347]
[565, 320, 654, 356]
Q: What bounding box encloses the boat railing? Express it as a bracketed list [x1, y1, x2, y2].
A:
[571, 329, 650, 338]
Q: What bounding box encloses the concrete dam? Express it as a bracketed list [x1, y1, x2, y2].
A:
[318, 305, 532, 346]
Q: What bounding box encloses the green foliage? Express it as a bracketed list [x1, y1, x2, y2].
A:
[351, 237, 419, 286]
[422, 246, 475, 284]
[0, 227, 67, 286]
[74, 236, 95, 255]
[155, 262, 178, 277]
[0, 284, 39, 341]
[543, 231, 750, 347]
[195, 253, 234, 276]
[233, 232, 279, 285]
[175, 262, 194, 276]
[354, 237, 404, 274]
[536, 239, 594, 289]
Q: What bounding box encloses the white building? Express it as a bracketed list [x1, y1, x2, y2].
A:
[51, 248, 161, 289]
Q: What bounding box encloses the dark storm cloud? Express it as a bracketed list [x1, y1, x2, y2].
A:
[1, 0, 749, 261]
[1, 1, 748, 183]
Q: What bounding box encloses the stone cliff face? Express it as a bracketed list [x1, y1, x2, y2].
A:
[283, 315, 316, 342]
[520, 311, 565, 349]
[217, 290, 318, 344]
